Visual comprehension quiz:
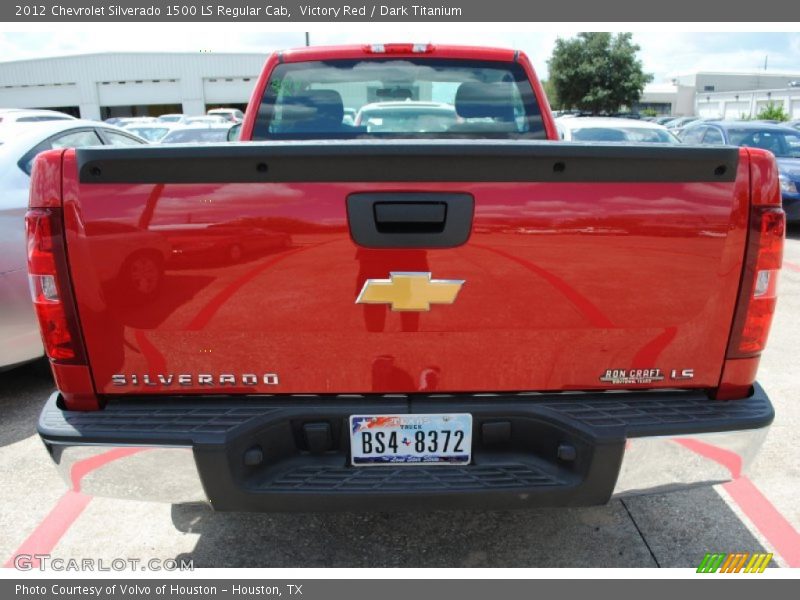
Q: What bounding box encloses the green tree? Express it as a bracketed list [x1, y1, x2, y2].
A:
[755, 101, 789, 122]
[547, 32, 653, 114]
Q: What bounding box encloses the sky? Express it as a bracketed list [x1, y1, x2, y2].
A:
[1, 30, 799, 82]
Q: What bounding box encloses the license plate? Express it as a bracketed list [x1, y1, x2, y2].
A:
[349, 413, 472, 466]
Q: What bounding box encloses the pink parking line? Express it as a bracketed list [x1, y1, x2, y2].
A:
[783, 261, 800, 273]
[3, 491, 92, 569]
[3, 447, 145, 569]
[723, 477, 800, 567]
[677, 438, 800, 567]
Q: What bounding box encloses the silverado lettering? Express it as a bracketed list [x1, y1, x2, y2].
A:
[111, 374, 280, 386]
[28, 44, 783, 513]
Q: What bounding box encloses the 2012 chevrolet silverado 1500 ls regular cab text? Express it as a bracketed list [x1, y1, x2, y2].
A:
[28, 44, 784, 511]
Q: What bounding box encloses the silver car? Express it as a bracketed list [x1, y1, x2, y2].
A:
[0, 120, 146, 370]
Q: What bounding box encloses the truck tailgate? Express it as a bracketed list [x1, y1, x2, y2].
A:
[62, 142, 747, 395]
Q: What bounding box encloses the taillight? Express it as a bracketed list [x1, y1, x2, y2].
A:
[364, 43, 433, 54]
[28, 149, 98, 410]
[716, 149, 785, 400]
[727, 150, 785, 359]
[25, 208, 83, 362]
[729, 207, 784, 356]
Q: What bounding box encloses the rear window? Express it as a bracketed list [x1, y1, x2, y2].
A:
[252, 58, 545, 140]
[727, 129, 800, 158]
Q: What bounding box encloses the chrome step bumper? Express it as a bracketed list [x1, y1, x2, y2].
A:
[38, 385, 774, 511]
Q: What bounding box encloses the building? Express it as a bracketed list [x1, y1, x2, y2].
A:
[4, 54, 800, 121]
[638, 70, 800, 117]
[635, 83, 695, 116]
[3, 51, 484, 120]
[0, 52, 269, 120]
[696, 87, 800, 120]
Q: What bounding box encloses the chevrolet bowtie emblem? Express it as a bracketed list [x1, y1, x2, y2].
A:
[356, 272, 465, 312]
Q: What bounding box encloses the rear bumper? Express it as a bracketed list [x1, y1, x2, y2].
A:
[38, 385, 774, 511]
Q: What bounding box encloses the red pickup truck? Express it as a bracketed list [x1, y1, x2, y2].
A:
[29, 44, 783, 511]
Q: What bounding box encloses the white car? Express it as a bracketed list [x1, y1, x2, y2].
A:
[159, 124, 233, 144]
[0, 108, 76, 125]
[115, 116, 159, 127]
[207, 108, 244, 123]
[183, 115, 229, 126]
[157, 113, 186, 124]
[355, 101, 459, 133]
[555, 117, 681, 143]
[0, 120, 147, 370]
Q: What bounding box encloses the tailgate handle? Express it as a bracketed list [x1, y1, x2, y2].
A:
[374, 202, 446, 233]
[347, 193, 474, 248]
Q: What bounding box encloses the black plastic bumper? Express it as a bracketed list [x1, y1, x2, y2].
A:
[38, 385, 774, 512]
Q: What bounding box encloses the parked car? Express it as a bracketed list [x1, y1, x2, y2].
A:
[680, 120, 800, 222]
[786, 119, 800, 131]
[183, 115, 228, 126]
[0, 120, 147, 369]
[355, 101, 459, 133]
[207, 108, 244, 123]
[158, 113, 186, 124]
[0, 108, 76, 125]
[664, 116, 700, 129]
[123, 123, 176, 142]
[114, 117, 158, 127]
[654, 116, 677, 125]
[663, 116, 704, 137]
[555, 116, 680, 143]
[160, 125, 232, 144]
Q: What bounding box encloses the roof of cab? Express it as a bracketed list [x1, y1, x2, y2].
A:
[279, 44, 519, 63]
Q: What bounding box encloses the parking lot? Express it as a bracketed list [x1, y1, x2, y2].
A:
[1, 227, 798, 570]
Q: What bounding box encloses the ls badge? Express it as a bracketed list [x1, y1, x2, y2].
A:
[356, 272, 464, 312]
